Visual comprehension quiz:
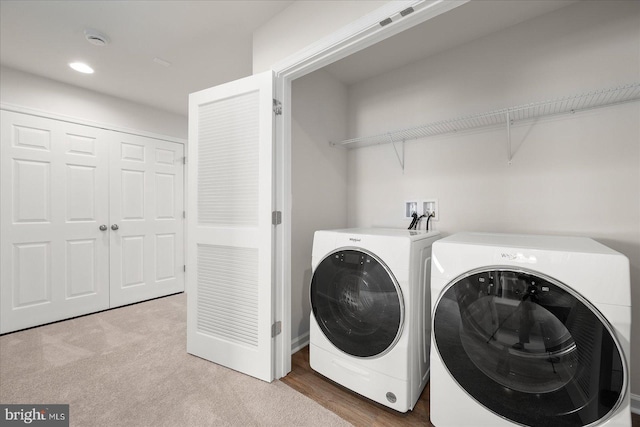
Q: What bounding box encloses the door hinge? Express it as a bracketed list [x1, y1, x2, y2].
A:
[273, 99, 282, 116]
[271, 321, 282, 337]
[183, 210, 186, 219]
[183, 265, 186, 272]
[183, 156, 187, 165]
[272, 210, 282, 225]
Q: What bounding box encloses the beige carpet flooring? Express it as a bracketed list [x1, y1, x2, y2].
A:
[0, 293, 352, 427]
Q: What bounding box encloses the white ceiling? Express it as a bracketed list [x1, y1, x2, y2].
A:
[0, 1, 576, 117]
[0, 0, 293, 116]
[324, 0, 577, 85]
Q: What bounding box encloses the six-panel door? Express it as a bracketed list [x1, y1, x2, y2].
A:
[0, 110, 185, 334]
[0, 111, 111, 333]
[109, 133, 185, 307]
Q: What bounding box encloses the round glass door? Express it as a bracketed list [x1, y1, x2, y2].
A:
[310, 249, 404, 358]
[433, 268, 626, 427]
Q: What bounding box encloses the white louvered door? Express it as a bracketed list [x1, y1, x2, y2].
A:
[187, 71, 275, 382]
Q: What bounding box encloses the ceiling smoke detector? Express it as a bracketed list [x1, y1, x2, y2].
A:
[84, 29, 109, 47]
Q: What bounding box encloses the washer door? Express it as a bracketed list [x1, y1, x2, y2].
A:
[433, 268, 626, 427]
[311, 249, 404, 358]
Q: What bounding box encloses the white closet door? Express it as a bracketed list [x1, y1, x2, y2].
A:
[109, 133, 184, 307]
[0, 111, 110, 333]
[187, 71, 275, 382]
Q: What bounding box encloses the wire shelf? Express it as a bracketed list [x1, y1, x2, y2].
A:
[332, 82, 640, 149]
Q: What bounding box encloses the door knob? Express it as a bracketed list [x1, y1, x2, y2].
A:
[99, 224, 108, 231]
[111, 224, 119, 231]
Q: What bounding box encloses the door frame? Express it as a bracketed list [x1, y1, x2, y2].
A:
[269, 0, 469, 378]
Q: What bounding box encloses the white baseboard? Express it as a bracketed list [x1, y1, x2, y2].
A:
[291, 332, 310, 354]
[631, 393, 640, 415]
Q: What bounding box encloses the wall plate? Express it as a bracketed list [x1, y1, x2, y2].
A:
[405, 201, 418, 219]
[422, 199, 438, 221]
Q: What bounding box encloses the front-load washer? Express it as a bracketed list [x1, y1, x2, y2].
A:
[309, 228, 440, 412]
[430, 232, 631, 427]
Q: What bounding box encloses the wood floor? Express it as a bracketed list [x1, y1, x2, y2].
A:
[281, 346, 640, 427]
[281, 346, 432, 427]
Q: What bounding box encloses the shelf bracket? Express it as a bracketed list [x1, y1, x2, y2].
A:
[506, 110, 512, 164]
[390, 135, 405, 172]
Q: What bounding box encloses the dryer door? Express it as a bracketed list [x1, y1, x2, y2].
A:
[433, 268, 626, 427]
[311, 249, 404, 358]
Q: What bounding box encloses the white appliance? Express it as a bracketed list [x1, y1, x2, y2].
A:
[430, 232, 631, 427]
[309, 228, 440, 412]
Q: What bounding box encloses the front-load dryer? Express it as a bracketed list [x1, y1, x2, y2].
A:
[310, 228, 440, 412]
[430, 232, 631, 427]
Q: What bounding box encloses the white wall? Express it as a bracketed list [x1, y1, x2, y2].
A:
[345, 0, 640, 397]
[252, 1, 387, 73]
[0, 66, 187, 139]
[290, 69, 349, 346]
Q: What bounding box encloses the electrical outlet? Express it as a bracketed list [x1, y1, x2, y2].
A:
[405, 201, 418, 219]
[422, 199, 439, 221]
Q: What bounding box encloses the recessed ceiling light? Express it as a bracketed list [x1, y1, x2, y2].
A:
[69, 62, 94, 74]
